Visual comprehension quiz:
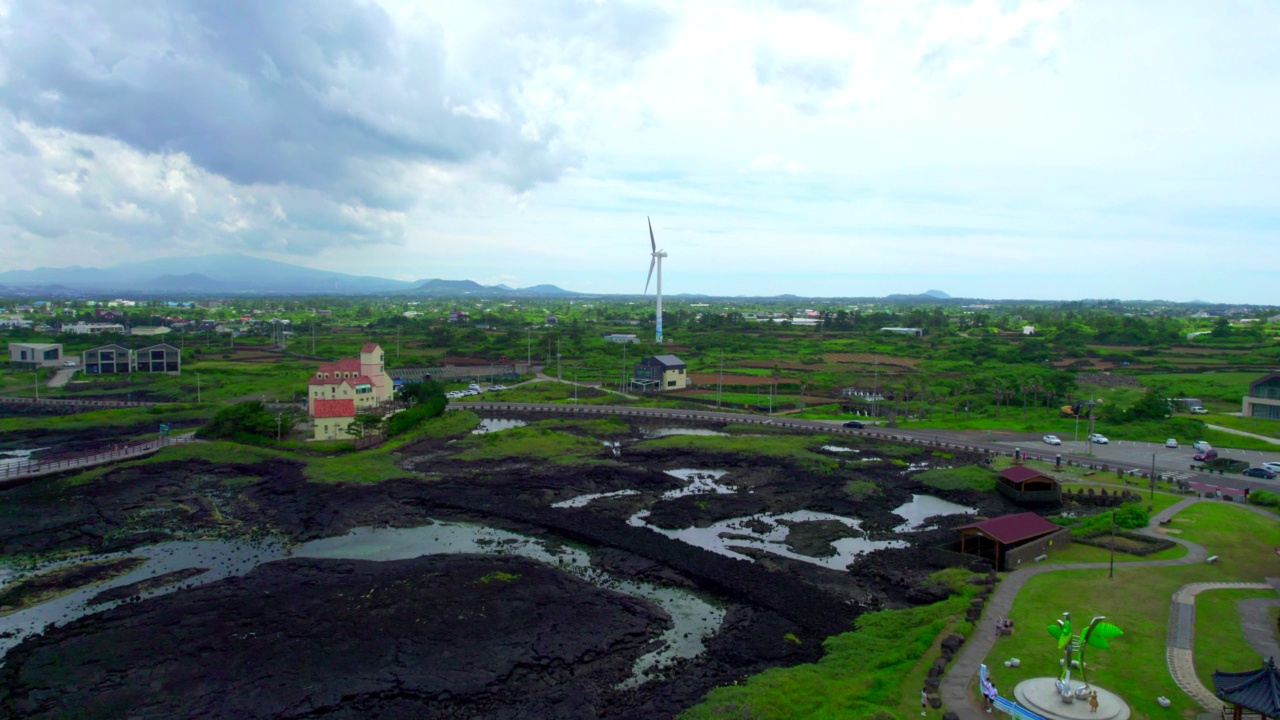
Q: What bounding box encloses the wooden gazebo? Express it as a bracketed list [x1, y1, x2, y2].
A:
[1214, 657, 1280, 720]
[996, 466, 1062, 506]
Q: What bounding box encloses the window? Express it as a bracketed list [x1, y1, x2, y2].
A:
[667, 380, 676, 387]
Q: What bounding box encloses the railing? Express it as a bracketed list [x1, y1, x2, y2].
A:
[0, 396, 163, 408]
[994, 695, 1050, 720]
[0, 433, 194, 483]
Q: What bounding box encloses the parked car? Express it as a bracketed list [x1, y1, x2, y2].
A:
[1190, 407, 1209, 415]
[1164, 438, 1179, 448]
[1192, 441, 1212, 453]
[1042, 435, 1062, 445]
[1088, 433, 1109, 444]
[62, 360, 76, 367]
[490, 385, 508, 391]
[1243, 467, 1277, 479]
[842, 420, 865, 429]
[1193, 449, 1218, 462]
[1262, 462, 1280, 474]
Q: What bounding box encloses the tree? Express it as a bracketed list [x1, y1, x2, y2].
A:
[346, 413, 385, 439]
[197, 401, 276, 442]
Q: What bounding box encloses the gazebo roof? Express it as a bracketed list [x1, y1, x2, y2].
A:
[1214, 657, 1280, 718]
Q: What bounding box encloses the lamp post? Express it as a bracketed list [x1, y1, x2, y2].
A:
[33, 371, 39, 401]
[1150, 452, 1157, 500]
[1108, 510, 1115, 579]
[195, 372, 201, 403]
[276, 413, 283, 443]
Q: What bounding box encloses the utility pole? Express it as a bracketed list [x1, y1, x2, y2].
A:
[33, 371, 39, 401]
[574, 371, 578, 404]
[1150, 452, 1157, 500]
[622, 343, 628, 394]
[557, 339, 562, 381]
[396, 327, 400, 358]
[196, 372, 201, 403]
[276, 413, 283, 442]
[1108, 510, 1115, 579]
[312, 320, 316, 354]
[526, 329, 532, 372]
[717, 349, 724, 409]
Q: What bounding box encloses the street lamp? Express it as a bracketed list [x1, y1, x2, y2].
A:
[1150, 452, 1157, 500]
[276, 413, 283, 442]
[195, 372, 201, 403]
[33, 371, 39, 401]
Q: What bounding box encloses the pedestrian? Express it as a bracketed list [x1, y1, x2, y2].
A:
[922, 688, 929, 716]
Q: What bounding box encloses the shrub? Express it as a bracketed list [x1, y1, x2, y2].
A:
[1249, 490, 1280, 509]
[197, 401, 275, 442]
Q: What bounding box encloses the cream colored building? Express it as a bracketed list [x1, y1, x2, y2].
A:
[307, 343, 392, 440]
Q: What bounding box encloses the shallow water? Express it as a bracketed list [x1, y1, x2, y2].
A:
[641, 427, 728, 438]
[629, 509, 906, 570]
[0, 448, 48, 471]
[0, 537, 289, 660]
[890, 494, 977, 532]
[551, 489, 641, 508]
[293, 522, 724, 687]
[662, 468, 735, 499]
[820, 445, 859, 453]
[472, 418, 528, 434]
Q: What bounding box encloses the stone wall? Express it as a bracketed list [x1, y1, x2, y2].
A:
[1003, 527, 1072, 570]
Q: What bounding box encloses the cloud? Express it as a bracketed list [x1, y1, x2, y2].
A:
[744, 154, 805, 174]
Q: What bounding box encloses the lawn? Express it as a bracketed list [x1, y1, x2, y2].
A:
[635, 433, 845, 473]
[984, 502, 1280, 720]
[451, 426, 610, 464]
[680, 568, 979, 720]
[1046, 542, 1187, 564]
[1193, 588, 1277, 689]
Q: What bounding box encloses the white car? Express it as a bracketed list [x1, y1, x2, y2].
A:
[1089, 433, 1109, 444]
[1042, 435, 1062, 445]
[490, 385, 507, 391]
[1190, 407, 1209, 415]
[1164, 438, 1179, 448]
[1193, 441, 1212, 453]
[1261, 462, 1280, 474]
[62, 360, 76, 367]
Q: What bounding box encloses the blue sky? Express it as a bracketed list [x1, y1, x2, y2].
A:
[1, 0, 1277, 302]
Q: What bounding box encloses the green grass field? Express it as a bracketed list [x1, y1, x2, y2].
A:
[1192, 588, 1276, 690]
[985, 502, 1280, 720]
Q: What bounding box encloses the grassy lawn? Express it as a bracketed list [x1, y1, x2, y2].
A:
[987, 502, 1280, 720]
[914, 465, 997, 492]
[680, 569, 978, 720]
[636, 433, 845, 473]
[452, 426, 610, 464]
[1200, 414, 1280, 441]
[1193, 588, 1276, 689]
[1046, 542, 1187, 564]
[0, 404, 212, 434]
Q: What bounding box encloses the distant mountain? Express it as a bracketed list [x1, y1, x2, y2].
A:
[923, 289, 950, 299]
[0, 254, 419, 295]
[406, 279, 577, 298]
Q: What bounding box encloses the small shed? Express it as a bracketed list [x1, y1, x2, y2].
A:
[997, 466, 1062, 506]
[1214, 657, 1280, 720]
[957, 513, 1071, 571]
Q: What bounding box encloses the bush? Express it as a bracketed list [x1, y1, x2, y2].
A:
[386, 380, 447, 437]
[1249, 490, 1280, 509]
[197, 401, 275, 442]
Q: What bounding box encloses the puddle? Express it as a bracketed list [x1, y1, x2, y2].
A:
[603, 440, 621, 457]
[821, 446, 859, 453]
[0, 448, 49, 471]
[293, 522, 724, 688]
[641, 427, 728, 438]
[472, 418, 527, 434]
[552, 490, 641, 508]
[891, 494, 977, 532]
[662, 469, 736, 499]
[628, 509, 905, 571]
[0, 537, 289, 659]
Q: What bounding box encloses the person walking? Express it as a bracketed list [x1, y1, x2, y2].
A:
[922, 688, 929, 716]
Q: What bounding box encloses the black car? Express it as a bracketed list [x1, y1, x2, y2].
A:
[842, 420, 865, 429]
[1243, 467, 1277, 479]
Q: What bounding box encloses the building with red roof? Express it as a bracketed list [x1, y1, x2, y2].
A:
[996, 466, 1062, 506]
[957, 512, 1071, 570]
[307, 343, 390, 440]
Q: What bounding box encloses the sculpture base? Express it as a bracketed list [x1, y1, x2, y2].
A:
[1012, 678, 1130, 720]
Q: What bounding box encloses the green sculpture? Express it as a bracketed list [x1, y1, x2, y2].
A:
[1046, 612, 1123, 700]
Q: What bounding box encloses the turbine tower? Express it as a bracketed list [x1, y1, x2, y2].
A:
[644, 217, 668, 344]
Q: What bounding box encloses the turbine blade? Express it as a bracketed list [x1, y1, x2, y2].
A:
[644, 256, 655, 294]
[648, 217, 656, 253]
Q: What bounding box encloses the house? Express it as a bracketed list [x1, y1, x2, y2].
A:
[135, 343, 181, 373]
[8, 343, 63, 368]
[995, 466, 1062, 506]
[83, 344, 132, 374]
[64, 322, 126, 335]
[1242, 371, 1280, 421]
[957, 513, 1070, 570]
[448, 310, 470, 323]
[312, 399, 357, 441]
[603, 333, 639, 343]
[1022, 326, 1035, 335]
[545, 315, 558, 325]
[881, 327, 924, 337]
[631, 354, 688, 392]
[306, 343, 392, 440]
[0, 315, 31, 329]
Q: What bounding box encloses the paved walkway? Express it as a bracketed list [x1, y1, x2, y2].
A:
[936, 497, 1274, 717]
[0, 433, 196, 484]
[1239, 594, 1280, 661]
[1166, 582, 1274, 712]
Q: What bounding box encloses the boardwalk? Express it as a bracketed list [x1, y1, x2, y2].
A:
[0, 433, 195, 484]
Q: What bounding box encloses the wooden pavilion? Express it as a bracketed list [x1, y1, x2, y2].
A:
[996, 466, 1062, 506]
[957, 513, 1071, 571]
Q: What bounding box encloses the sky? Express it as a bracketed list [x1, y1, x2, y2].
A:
[1, 0, 1278, 303]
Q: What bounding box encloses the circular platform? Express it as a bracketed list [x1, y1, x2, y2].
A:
[1013, 678, 1131, 720]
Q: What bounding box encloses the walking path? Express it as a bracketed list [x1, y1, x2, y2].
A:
[1204, 424, 1280, 445]
[0, 432, 196, 484]
[939, 497, 1280, 720]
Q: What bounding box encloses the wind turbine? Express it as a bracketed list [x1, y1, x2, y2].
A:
[644, 217, 668, 344]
